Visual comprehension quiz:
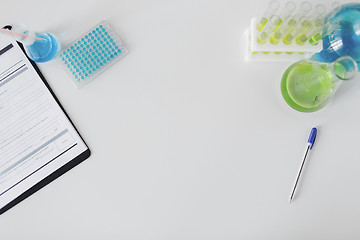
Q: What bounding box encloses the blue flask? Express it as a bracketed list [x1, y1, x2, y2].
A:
[312, 3, 360, 70]
[25, 32, 59, 62]
[12, 24, 60, 62]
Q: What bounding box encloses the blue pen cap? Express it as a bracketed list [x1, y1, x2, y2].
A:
[307, 127, 317, 149]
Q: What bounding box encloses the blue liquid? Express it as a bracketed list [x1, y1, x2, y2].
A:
[26, 33, 59, 62]
[59, 23, 125, 84]
[313, 4, 360, 70]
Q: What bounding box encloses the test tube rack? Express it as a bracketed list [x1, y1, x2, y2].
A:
[245, 17, 322, 62]
[244, 1, 340, 62]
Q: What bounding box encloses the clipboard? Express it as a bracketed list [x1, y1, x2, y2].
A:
[0, 36, 91, 214]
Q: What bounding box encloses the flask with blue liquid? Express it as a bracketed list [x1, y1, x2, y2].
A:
[311, 3, 360, 70]
[12, 24, 60, 63]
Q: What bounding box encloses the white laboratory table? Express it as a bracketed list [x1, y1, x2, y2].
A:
[1, 0, 360, 239]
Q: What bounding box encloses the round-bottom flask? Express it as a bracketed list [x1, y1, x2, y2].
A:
[281, 56, 358, 112]
[12, 24, 60, 62]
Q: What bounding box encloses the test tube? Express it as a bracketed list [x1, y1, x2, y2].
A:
[256, 0, 280, 32]
[269, 1, 297, 45]
[297, 18, 324, 45]
[309, 17, 341, 46]
[307, 27, 325, 45]
[295, 4, 326, 45]
[293, 4, 326, 45]
[282, 1, 313, 45]
[323, 2, 341, 24]
[308, 20, 330, 46]
[309, 2, 342, 45]
[257, 15, 282, 44]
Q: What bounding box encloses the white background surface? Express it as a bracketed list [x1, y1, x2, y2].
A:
[1, 0, 360, 239]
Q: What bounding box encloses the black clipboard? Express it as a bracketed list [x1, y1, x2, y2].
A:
[0, 40, 91, 215]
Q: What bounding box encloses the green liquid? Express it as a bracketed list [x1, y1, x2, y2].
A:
[296, 34, 308, 45]
[282, 19, 296, 45]
[257, 32, 267, 44]
[301, 20, 310, 27]
[298, 20, 311, 34]
[283, 34, 294, 45]
[256, 18, 268, 32]
[309, 33, 322, 45]
[272, 18, 283, 33]
[281, 61, 334, 112]
[270, 32, 281, 44]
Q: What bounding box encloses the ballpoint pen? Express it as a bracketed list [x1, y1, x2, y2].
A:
[290, 127, 317, 203]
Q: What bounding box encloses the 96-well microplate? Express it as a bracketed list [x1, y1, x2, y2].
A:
[59, 21, 128, 88]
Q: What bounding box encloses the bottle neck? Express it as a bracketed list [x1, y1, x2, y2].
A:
[332, 56, 358, 80]
[11, 24, 36, 46]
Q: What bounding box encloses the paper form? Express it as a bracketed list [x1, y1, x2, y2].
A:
[0, 36, 88, 209]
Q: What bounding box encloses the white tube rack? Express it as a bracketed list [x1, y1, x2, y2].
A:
[245, 18, 323, 61]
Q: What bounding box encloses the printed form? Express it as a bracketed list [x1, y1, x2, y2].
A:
[0, 37, 88, 209]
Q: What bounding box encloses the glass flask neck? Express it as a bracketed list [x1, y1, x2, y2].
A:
[331, 56, 358, 80]
[11, 24, 36, 46]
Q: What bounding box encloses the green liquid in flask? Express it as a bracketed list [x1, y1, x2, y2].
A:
[281, 61, 334, 112]
[281, 57, 358, 112]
